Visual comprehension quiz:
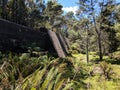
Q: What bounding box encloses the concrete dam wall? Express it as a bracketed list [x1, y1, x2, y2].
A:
[0, 18, 69, 57]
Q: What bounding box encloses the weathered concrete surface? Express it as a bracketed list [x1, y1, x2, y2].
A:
[0, 19, 69, 57]
[0, 18, 55, 53]
[48, 30, 66, 58]
[56, 33, 69, 54]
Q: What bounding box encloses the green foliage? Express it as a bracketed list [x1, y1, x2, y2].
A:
[71, 43, 79, 50]
[15, 66, 74, 90]
[0, 52, 120, 90]
[33, 47, 41, 52]
[112, 51, 120, 61]
[73, 53, 120, 90]
[8, 0, 28, 25]
[0, 61, 18, 89]
[68, 30, 79, 41]
[99, 61, 114, 79]
[19, 53, 30, 60]
[84, 75, 120, 90]
[115, 23, 120, 41]
[89, 52, 97, 55]
[38, 55, 48, 60]
[71, 43, 80, 54]
[0, 0, 120, 89]
[72, 50, 79, 54]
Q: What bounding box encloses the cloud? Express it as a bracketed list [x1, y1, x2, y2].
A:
[62, 6, 78, 14]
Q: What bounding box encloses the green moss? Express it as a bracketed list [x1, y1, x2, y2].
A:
[84, 75, 120, 90]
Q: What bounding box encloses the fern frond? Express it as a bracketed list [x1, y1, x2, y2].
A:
[54, 79, 65, 90]
[40, 67, 56, 90]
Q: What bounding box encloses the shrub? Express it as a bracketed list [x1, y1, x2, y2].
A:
[99, 61, 114, 79]
[72, 50, 79, 54]
[112, 51, 120, 60]
[38, 55, 48, 61]
[89, 52, 97, 55]
[19, 53, 30, 60]
[71, 43, 80, 52]
[33, 47, 41, 52]
[90, 55, 99, 63]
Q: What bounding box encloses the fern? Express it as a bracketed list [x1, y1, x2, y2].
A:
[15, 66, 74, 90]
[21, 67, 46, 90]
[54, 79, 65, 90]
[40, 67, 57, 90]
[48, 81, 54, 90]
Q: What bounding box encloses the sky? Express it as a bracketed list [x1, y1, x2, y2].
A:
[58, 0, 79, 14]
[58, 0, 120, 14]
[45, 0, 79, 14]
[45, 0, 120, 14]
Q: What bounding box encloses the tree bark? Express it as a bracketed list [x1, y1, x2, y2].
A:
[98, 33, 103, 61]
[86, 29, 89, 63]
[93, 15, 103, 61]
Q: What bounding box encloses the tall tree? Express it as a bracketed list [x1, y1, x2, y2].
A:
[44, 0, 63, 29]
[8, 0, 28, 25]
[114, 3, 120, 50]
[0, 0, 8, 19]
[100, 1, 119, 53]
[77, 0, 118, 60]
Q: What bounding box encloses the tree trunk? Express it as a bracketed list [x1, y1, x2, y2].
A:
[98, 33, 103, 61]
[93, 15, 103, 61]
[86, 30, 89, 63]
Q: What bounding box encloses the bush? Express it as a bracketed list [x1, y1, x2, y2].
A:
[19, 53, 30, 60]
[112, 51, 120, 60]
[38, 55, 48, 60]
[99, 61, 114, 79]
[89, 52, 97, 55]
[71, 43, 80, 51]
[72, 50, 79, 54]
[90, 55, 99, 63]
[33, 47, 41, 52]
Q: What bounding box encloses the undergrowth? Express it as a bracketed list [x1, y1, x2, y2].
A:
[0, 52, 120, 90]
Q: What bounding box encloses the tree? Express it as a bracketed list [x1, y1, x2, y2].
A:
[100, 0, 119, 57]
[44, 1, 63, 29]
[64, 11, 78, 40]
[0, 0, 8, 19]
[77, 0, 118, 60]
[114, 4, 120, 49]
[82, 18, 90, 63]
[26, 0, 46, 28]
[8, 0, 28, 25]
